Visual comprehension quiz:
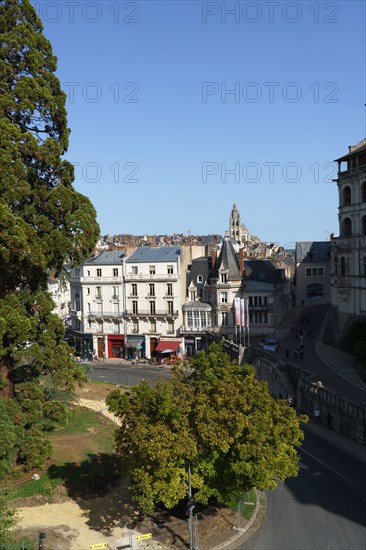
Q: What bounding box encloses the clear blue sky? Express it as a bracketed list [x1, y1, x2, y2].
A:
[31, 0, 365, 245]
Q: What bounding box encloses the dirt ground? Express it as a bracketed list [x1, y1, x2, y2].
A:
[14, 493, 249, 550]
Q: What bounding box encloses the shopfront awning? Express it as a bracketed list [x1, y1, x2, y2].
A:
[155, 341, 180, 353]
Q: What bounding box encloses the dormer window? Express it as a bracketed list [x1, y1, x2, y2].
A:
[220, 273, 228, 283]
[197, 275, 203, 283]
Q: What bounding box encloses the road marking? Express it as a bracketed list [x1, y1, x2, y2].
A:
[300, 448, 358, 490]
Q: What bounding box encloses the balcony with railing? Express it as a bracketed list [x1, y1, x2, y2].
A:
[124, 273, 178, 281]
[88, 311, 122, 319]
[70, 276, 124, 283]
[180, 324, 211, 333]
[125, 309, 179, 318]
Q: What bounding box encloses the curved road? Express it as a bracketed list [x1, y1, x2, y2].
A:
[238, 429, 366, 550]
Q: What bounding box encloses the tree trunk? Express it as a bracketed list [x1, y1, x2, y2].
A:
[0, 357, 14, 398]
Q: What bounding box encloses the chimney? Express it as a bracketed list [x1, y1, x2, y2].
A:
[211, 246, 217, 269]
[239, 247, 245, 275]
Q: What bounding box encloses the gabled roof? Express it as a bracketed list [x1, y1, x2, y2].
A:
[212, 237, 241, 280]
[85, 250, 125, 265]
[126, 246, 180, 263]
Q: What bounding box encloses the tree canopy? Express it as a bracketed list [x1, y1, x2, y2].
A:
[107, 343, 306, 513]
[0, 0, 99, 472]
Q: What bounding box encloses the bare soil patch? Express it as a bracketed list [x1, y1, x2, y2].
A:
[75, 380, 125, 401]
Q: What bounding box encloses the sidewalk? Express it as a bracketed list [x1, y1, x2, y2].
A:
[303, 421, 366, 463]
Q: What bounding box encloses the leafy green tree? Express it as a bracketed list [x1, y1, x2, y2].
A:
[0, 489, 18, 547]
[107, 343, 307, 513]
[0, 0, 99, 398]
[0, 0, 99, 477]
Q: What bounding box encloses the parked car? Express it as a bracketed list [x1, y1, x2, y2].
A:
[260, 339, 278, 353]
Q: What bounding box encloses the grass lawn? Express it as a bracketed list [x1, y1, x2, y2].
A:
[9, 405, 120, 501]
[229, 488, 257, 521]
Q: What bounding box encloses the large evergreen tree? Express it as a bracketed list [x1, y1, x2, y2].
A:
[107, 343, 307, 513]
[0, 0, 99, 398]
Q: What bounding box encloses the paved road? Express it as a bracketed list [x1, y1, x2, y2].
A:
[89, 363, 171, 386]
[238, 429, 366, 550]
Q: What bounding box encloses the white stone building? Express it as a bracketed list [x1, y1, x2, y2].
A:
[69, 250, 125, 359]
[124, 247, 183, 358]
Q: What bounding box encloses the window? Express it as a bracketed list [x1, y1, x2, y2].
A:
[306, 283, 324, 298]
[132, 320, 139, 333]
[132, 300, 138, 314]
[149, 283, 155, 296]
[221, 312, 228, 326]
[340, 257, 346, 276]
[343, 186, 351, 206]
[75, 268, 80, 276]
[167, 301, 173, 315]
[362, 215, 366, 236]
[220, 273, 227, 283]
[197, 275, 203, 283]
[150, 320, 156, 332]
[132, 284, 137, 296]
[190, 291, 196, 301]
[132, 266, 138, 275]
[306, 268, 312, 277]
[149, 266, 155, 275]
[167, 321, 174, 334]
[221, 292, 228, 303]
[334, 257, 338, 275]
[87, 270, 90, 276]
[167, 283, 173, 296]
[96, 269, 102, 277]
[112, 286, 119, 299]
[318, 267, 324, 276]
[113, 268, 118, 277]
[150, 301, 156, 315]
[87, 287, 90, 295]
[96, 287, 102, 299]
[87, 303, 91, 312]
[167, 265, 173, 274]
[342, 217, 352, 237]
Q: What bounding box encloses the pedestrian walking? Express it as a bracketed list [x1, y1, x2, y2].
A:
[327, 412, 333, 430]
[314, 407, 320, 424]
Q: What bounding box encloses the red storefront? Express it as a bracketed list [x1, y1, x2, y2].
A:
[107, 335, 125, 358]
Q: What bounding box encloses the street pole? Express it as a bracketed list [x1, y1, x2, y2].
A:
[188, 464, 193, 550]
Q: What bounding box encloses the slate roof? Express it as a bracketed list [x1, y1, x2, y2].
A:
[295, 242, 331, 263]
[212, 237, 241, 280]
[244, 259, 286, 285]
[126, 246, 180, 263]
[186, 257, 211, 292]
[85, 250, 125, 265]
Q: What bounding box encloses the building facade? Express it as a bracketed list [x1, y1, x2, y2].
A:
[295, 241, 331, 306]
[124, 247, 183, 358]
[69, 250, 125, 359]
[331, 138, 366, 318]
